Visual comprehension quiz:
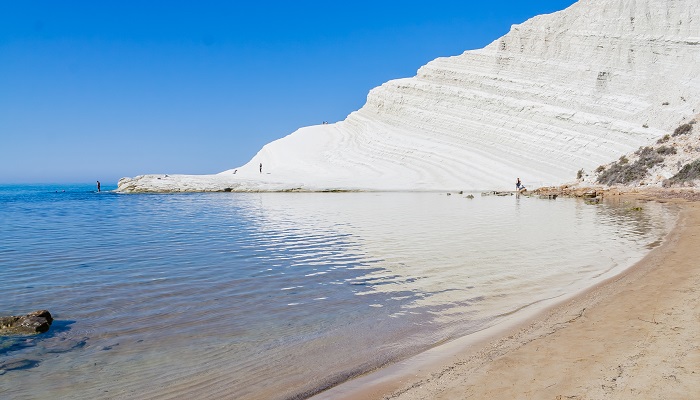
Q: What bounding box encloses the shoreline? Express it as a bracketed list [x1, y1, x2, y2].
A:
[313, 191, 700, 399]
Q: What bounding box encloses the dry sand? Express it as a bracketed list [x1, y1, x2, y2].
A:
[316, 195, 700, 400]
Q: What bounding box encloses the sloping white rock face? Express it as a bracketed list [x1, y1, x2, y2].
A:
[118, 0, 700, 193]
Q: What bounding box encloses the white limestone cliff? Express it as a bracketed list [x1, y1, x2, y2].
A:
[117, 0, 700, 193]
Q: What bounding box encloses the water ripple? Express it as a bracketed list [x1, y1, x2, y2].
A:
[0, 187, 677, 399]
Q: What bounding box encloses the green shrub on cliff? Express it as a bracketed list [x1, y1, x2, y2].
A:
[597, 147, 668, 185]
[655, 145, 677, 155]
[672, 123, 693, 137]
[597, 161, 646, 185]
[668, 159, 700, 184]
[635, 147, 665, 168]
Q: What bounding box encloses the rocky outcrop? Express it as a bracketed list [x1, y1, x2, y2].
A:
[118, 0, 700, 193]
[0, 310, 53, 335]
[577, 116, 700, 187]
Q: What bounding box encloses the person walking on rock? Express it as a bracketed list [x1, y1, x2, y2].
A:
[259, 163, 263, 174]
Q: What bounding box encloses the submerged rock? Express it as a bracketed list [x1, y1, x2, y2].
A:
[0, 358, 40, 373]
[0, 310, 53, 335]
[43, 337, 87, 353]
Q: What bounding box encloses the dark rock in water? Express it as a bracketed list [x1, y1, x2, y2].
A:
[0, 310, 53, 335]
[27, 310, 53, 325]
[18, 316, 49, 332]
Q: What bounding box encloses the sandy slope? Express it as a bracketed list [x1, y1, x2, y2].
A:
[315, 195, 700, 399]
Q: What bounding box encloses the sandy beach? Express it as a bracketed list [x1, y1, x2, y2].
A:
[316, 193, 700, 399]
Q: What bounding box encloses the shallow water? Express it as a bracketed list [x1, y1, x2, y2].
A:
[0, 185, 676, 399]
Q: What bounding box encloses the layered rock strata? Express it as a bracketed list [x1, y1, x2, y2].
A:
[118, 0, 700, 193]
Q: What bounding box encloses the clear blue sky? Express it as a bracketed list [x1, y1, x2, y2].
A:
[0, 1, 577, 184]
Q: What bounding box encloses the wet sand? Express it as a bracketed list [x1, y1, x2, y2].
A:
[315, 195, 700, 399]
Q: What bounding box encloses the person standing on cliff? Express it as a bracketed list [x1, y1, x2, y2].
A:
[259, 163, 263, 174]
[97, 181, 101, 192]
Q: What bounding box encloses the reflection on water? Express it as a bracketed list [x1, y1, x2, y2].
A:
[0, 188, 676, 399]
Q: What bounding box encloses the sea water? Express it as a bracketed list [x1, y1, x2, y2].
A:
[0, 185, 677, 399]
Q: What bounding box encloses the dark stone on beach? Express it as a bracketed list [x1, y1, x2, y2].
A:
[0, 310, 53, 335]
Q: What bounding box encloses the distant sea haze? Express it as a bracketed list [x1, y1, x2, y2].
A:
[0, 185, 676, 399]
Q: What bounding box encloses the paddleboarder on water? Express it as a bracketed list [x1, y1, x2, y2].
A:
[97, 181, 101, 192]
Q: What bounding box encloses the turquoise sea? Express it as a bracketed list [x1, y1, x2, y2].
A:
[0, 184, 677, 399]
